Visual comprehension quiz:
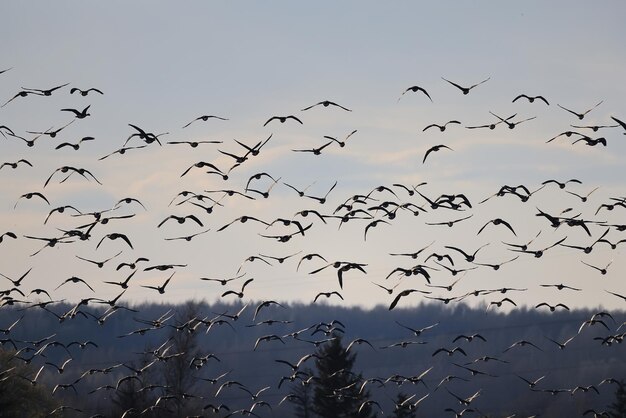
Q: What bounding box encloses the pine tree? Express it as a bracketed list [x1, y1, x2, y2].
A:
[288, 367, 315, 418]
[609, 380, 626, 418]
[163, 302, 203, 417]
[0, 349, 58, 418]
[312, 335, 376, 418]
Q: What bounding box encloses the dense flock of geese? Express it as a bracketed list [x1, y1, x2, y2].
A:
[1, 67, 626, 417]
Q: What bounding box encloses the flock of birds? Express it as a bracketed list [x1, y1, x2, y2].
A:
[1, 66, 626, 417]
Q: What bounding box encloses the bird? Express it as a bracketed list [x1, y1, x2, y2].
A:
[364, 219, 390, 241]
[432, 346, 467, 357]
[423, 144, 453, 163]
[144, 263, 187, 272]
[263, 115, 303, 126]
[398, 85, 433, 102]
[221, 278, 254, 298]
[76, 251, 123, 268]
[565, 186, 599, 202]
[70, 87, 103, 96]
[544, 335, 576, 350]
[610, 115, 626, 134]
[182, 115, 228, 128]
[488, 111, 536, 129]
[540, 283, 581, 291]
[573, 136, 607, 146]
[14, 191, 50, 209]
[102, 271, 137, 289]
[0, 316, 23, 335]
[292, 140, 333, 155]
[535, 302, 570, 312]
[296, 253, 328, 271]
[301, 100, 351, 111]
[487, 298, 517, 312]
[503, 340, 542, 353]
[516, 374, 546, 388]
[253, 300, 285, 321]
[605, 290, 626, 302]
[55, 136, 95, 150]
[445, 244, 488, 262]
[388, 289, 431, 310]
[302, 181, 337, 205]
[323, 129, 358, 149]
[454, 333, 487, 343]
[512, 94, 549, 105]
[44, 165, 101, 187]
[141, 272, 175, 294]
[473, 255, 519, 271]
[55, 276, 95, 292]
[466, 113, 517, 130]
[157, 214, 203, 228]
[116, 257, 150, 271]
[98, 145, 147, 160]
[0, 231, 17, 245]
[16, 365, 45, 386]
[389, 241, 435, 259]
[45, 358, 72, 374]
[442, 77, 490, 95]
[510, 236, 567, 258]
[423, 120, 461, 132]
[253, 334, 285, 350]
[22, 82, 70, 96]
[96, 233, 133, 250]
[570, 123, 619, 132]
[61, 105, 91, 119]
[2, 89, 45, 107]
[446, 388, 482, 406]
[313, 291, 344, 303]
[346, 338, 376, 352]
[580, 260, 613, 275]
[557, 100, 603, 120]
[1, 159, 32, 170]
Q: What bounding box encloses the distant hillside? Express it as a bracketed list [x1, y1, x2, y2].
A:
[0, 300, 624, 417]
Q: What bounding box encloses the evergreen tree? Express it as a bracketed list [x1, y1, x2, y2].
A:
[163, 302, 203, 417]
[312, 335, 376, 418]
[110, 354, 155, 418]
[0, 349, 58, 418]
[609, 380, 626, 418]
[288, 367, 315, 418]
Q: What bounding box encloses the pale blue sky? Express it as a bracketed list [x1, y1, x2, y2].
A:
[1, 1, 626, 310]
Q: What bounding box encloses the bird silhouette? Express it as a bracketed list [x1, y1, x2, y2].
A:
[141, 273, 175, 294]
[423, 144, 453, 163]
[301, 100, 351, 111]
[442, 77, 490, 95]
[182, 115, 228, 128]
[70, 87, 103, 96]
[558, 100, 603, 120]
[512, 94, 549, 105]
[398, 85, 433, 102]
[263, 115, 303, 126]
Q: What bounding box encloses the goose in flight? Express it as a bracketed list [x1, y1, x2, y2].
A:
[263, 115, 303, 126]
[512, 94, 549, 105]
[301, 100, 351, 111]
[557, 100, 603, 120]
[423, 120, 461, 132]
[70, 87, 103, 96]
[398, 85, 433, 102]
[182, 115, 228, 128]
[423, 144, 453, 163]
[442, 77, 490, 95]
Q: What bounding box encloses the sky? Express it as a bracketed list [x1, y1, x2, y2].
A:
[1, 1, 626, 311]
